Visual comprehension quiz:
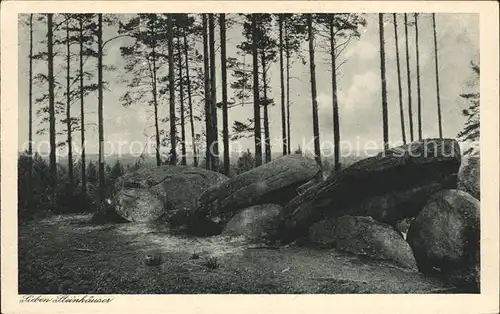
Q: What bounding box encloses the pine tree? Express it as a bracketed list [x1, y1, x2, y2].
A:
[181, 16, 199, 167]
[458, 62, 480, 152]
[208, 14, 219, 170]
[414, 13, 422, 140]
[278, 14, 287, 155]
[393, 14, 406, 144]
[404, 13, 414, 142]
[220, 13, 230, 174]
[307, 14, 322, 170]
[78, 14, 87, 197]
[328, 14, 341, 171]
[28, 14, 34, 209]
[97, 13, 106, 207]
[251, 14, 263, 167]
[379, 13, 389, 150]
[176, 19, 187, 166]
[315, 13, 366, 172]
[119, 14, 168, 166]
[167, 14, 177, 165]
[256, 14, 277, 163]
[64, 15, 74, 187]
[202, 14, 212, 169]
[432, 13, 443, 138]
[47, 13, 57, 207]
[282, 14, 308, 154]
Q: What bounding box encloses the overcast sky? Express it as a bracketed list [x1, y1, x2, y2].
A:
[17, 13, 479, 157]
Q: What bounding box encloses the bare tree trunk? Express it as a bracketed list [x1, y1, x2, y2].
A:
[393, 13, 406, 144]
[183, 29, 198, 167]
[65, 17, 74, 187]
[261, 49, 271, 163]
[167, 14, 177, 165]
[252, 14, 262, 167]
[329, 14, 341, 172]
[208, 14, 219, 171]
[307, 14, 322, 171]
[202, 14, 212, 170]
[97, 14, 106, 206]
[79, 15, 87, 198]
[177, 34, 187, 166]
[47, 13, 57, 208]
[285, 18, 291, 155]
[278, 14, 287, 156]
[414, 13, 422, 140]
[379, 14, 389, 150]
[432, 13, 443, 138]
[28, 14, 34, 208]
[151, 31, 161, 166]
[404, 13, 414, 142]
[220, 14, 230, 175]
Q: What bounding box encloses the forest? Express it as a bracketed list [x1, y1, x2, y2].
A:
[18, 13, 479, 216]
[17, 13, 480, 294]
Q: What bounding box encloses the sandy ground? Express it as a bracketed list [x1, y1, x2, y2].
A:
[18, 213, 459, 294]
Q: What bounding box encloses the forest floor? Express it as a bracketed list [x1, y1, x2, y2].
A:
[19, 213, 462, 294]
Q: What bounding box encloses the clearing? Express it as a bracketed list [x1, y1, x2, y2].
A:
[19, 213, 460, 294]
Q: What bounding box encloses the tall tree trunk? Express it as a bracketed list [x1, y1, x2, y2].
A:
[28, 14, 34, 208]
[65, 17, 74, 187]
[329, 14, 341, 172]
[151, 33, 161, 166]
[414, 13, 422, 140]
[307, 14, 322, 171]
[97, 14, 106, 206]
[220, 14, 230, 175]
[79, 15, 86, 198]
[285, 18, 291, 155]
[432, 13, 443, 138]
[167, 14, 177, 165]
[393, 13, 406, 145]
[208, 14, 219, 171]
[47, 13, 57, 207]
[379, 14, 389, 150]
[177, 35, 187, 166]
[183, 29, 198, 167]
[202, 14, 212, 170]
[261, 49, 271, 163]
[278, 14, 287, 156]
[404, 13, 414, 142]
[251, 14, 262, 167]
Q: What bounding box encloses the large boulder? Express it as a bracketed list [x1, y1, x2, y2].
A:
[457, 155, 480, 200]
[407, 189, 480, 290]
[309, 215, 418, 270]
[113, 188, 166, 222]
[222, 204, 283, 241]
[191, 154, 320, 234]
[283, 138, 461, 238]
[112, 165, 228, 222]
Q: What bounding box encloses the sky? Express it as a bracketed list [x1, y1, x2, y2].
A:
[17, 13, 479, 159]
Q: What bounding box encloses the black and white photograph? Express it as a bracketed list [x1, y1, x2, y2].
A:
[2, 2, 497, 307]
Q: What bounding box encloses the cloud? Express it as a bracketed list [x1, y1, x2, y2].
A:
[345, 40, 379, 61]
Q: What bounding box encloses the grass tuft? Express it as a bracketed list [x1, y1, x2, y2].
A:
[203, 256, 220, 270]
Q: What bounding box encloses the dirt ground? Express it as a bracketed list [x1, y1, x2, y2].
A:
[18, 214, 460, 294]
